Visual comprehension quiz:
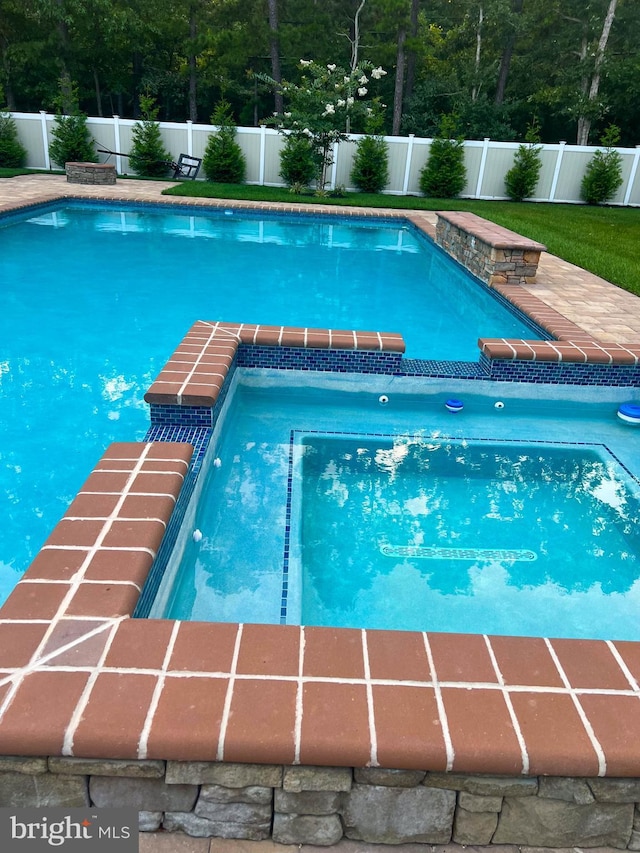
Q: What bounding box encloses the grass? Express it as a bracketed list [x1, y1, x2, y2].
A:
[163, 181, 640, 296]
[0, 167, 64, 178]
[0, 167, 36, 178]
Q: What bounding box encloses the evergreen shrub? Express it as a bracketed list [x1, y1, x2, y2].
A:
[203, 101, 246, 183]
[419, 115, 466, 198]
[49, 113, 96, 167]
[351, 134, 389, 194]
[505, 122, 543, 202]
[129, 95, 172, 177]
[0, 110, 27, 168]
[279, 134, 318, 190]
[581, 125, 624, 205]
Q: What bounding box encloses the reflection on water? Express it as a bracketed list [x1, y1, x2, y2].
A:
[299, 436, 640, 636]
[161, 377, 640, 639]
[29, 209, 421, 253]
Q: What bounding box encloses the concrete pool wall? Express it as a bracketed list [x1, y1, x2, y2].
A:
[1, 184, 640, 847]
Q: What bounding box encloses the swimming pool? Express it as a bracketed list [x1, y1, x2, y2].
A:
[151, 370, 640, 640]
[0, 201, 540, 602]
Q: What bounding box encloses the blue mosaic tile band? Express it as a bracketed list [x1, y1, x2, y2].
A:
[149, 404, 214, 428]
[280, 430, 296, 625]
[213, 357, 238, 417]
[237, 345, 404, 374]
[134, 425, 213, 618]
[399, 359, 485, 378]
[380, 544, 538, 562]
[480, 354, 640, 387]
[144, 424, 212, 473]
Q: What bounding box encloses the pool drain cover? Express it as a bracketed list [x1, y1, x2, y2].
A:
[380, 545, 537, 561]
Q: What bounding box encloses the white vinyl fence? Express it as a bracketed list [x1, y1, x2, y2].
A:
[10, 110, 640, 206]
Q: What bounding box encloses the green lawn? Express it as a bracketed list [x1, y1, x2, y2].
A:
[163, 182, 640, 296]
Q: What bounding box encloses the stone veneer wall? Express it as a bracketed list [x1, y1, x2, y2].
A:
[2, 757, 640, 849]
[65, 162, 117, 185]
[435, 212, 545, 287]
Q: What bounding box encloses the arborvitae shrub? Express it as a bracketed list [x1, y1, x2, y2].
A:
[129, 95, 172, 177]
[279, 134, 318, 189]
[419, 115, 466, 198]
[49, 113, 97, 167]
[351, 135, 389, 194]
[505, 122, 543, 202]
[581, 125, 624, 205]
[0, 110, 27, 167]
[203, 101, 246, 183]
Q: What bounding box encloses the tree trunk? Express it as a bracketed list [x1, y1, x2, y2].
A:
[575, 31, 588, 144]
[59, 71, 75, 115]
[132, 51, 143, 118]
[404, 0, 420, 101]
[93, 68, 103, 116]
[55, 0, 73, 111]
[472, 3, 483, 102]
[350, 0, 366, 72]
[494, 0, 524, 105]
[1, 41, 16, 110]
[267, 0, 283, 114]
[188, 5, 198, 122]
[576, 0, 618, 145]
[392, 27, 406, 135]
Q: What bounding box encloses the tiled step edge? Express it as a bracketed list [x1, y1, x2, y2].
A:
[480, 337, 640, 365]
[144, 321, 406, 407]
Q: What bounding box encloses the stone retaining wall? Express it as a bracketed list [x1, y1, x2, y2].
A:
[65, 162, 116, 185]
[2, 757, 640, 849]
[435, 211, 546, 287]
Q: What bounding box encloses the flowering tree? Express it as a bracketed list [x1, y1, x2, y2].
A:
[262, 60, 387, 191]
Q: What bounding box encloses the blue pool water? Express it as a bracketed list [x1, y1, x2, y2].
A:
[154, 371, 640, 640]
[0, 201, 538, 602]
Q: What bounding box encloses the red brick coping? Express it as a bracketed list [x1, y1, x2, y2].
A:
[480, 283, 640, 364]
[145, 321, 405, 407]
[1, 326, 640, 776]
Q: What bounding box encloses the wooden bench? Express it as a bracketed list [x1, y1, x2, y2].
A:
[435, 210, 546, 286]
[65, 161, 116, 185]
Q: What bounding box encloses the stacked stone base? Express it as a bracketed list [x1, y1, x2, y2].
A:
[2, 757, 640, 849]
[65, 161, 116, 184]
[435, 211, 545, 286]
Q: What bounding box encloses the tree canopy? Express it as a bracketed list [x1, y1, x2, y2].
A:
[1, 0, 637, 145]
